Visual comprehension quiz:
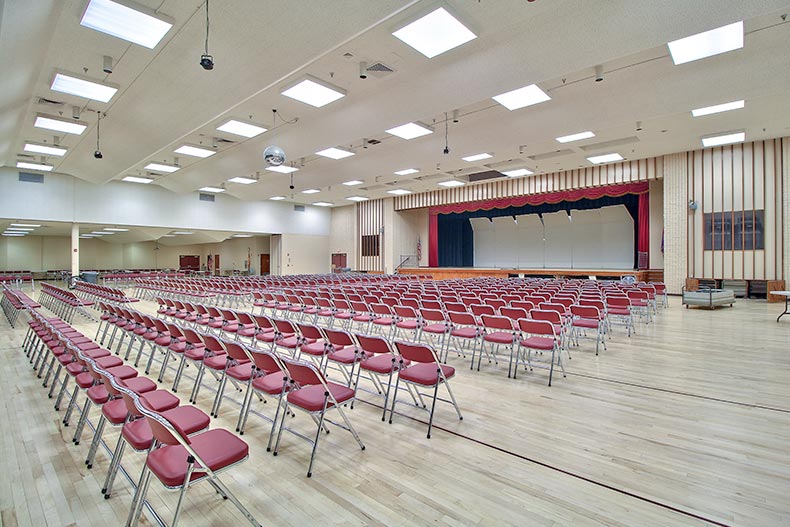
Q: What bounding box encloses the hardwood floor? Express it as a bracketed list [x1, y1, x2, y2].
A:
[2, 293, 789, 526]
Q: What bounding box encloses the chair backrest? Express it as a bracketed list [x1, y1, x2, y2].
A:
[517, 318, 555, 337]
[253, 314, 275, 331]
[152, 318, 169, 333]
[201, 333, 225, 353]
[394, 341, 438, 364]
[627, 290, 648, 301]
[393, 305, 418, 319]
[381, 296, 399, 307]
[530, 309, 562, 325]
[401, 298, 420, 309]
[500, 306, 528, 321]
[551, 297, 574, 309]
[221, 338, 249, 362]
[448, 311, 477, 326]
[273, 318, 296, 335]
[370, 303, 392, 316]
[355, 334, 392, 355]
[280, 356, 324, 388]
[235, 311, 254, 325]
[471, 304, 496, 317]
[510, 300, 535, 312]
[182, 327, 203, 346]
[323, 327, 355, 348]
[166, 323, 184, 339]
[570, 304, 600, 319]
[334, 299, 351, 310]
[484, 298, 506, 310]
[296, 322, 324, 341]
[606, 296, 631, 308]
[220, 309, 238, 322]
[579, 299, 606, 311]
[421, 300, 442, 310]
[444, 302, 467, 314]
[539, 302, 567, 315]
[481, 314, 514, 331]
[246, 345, 283, 375]
[420, 308, 445, 323]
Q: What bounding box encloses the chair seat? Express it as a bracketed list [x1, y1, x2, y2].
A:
[608, 308, 630, 316]
[139, 389, 180, 412]
[328, 347, 370, 364]
[572, 318, 599, 329]
[360, 353, 407, 374]
[277, 336, 300, 349]
[251, 373, 288, 395]
[451, 327, 478, 339]
[102, 399, 129, 424]
[288, 382, 354, 412]
[227, 362, 254, 381]
[84, 348, 112, 360]
[95, 355, 124, 369]
[203, 354, 229, 370]
[185, 347, 210, 360]
[107, 365, 139, 380]
[237, 327, 256, 338]
[484, 331, 515, 344]
[396, 320, 418, 330]
[87, 385, 110, 404]
[422, 323, 447, 334]
[255, 331, 276, 343]
[121, 377, 158, 394]
[122, 419, 156, 451]
[519, 336, 555, 350]
[373, 317, 395, 326]
[399, 363, 455, 386]
[146, 429, 248, 487]
[300, 341, 328, 356]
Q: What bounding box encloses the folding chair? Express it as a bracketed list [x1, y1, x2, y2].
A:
[353, 334, 407, 420]
[517, 318, 565, 386]
[390, 341, 462, 438]
[479, 315, 518, 375]
[446, 311, 481, 365]
[569, 304, 606, 355]
[273, 357, 365, 477]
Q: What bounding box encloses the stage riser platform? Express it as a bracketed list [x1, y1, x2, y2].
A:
[397, 267, 656, 282]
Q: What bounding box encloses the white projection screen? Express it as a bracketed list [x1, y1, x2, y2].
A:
[470, 205, 634, 269]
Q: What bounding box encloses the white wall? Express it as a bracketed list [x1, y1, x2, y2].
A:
[329, 205, 356, 269]
[392, 207, 428, 269]
[0, 168, 330, 236]
[471, 206, 634, 269]
[280, 234, 330, 275]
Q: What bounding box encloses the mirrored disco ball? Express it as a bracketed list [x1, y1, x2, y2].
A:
[263, 145, 286, 166]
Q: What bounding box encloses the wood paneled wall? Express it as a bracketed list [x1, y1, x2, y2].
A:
[356, 199, 385, 272]
[687, 138, 785, 281]
[394, 157, 662, 211]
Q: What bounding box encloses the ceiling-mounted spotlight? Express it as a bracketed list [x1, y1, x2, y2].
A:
[93, 112, 103, 159]
[443, 112, 450, 155]
[359, 61, 368, 79]
[594, 65, 604, 82]
[636, 121, 643, 132]
[363, 138, 368, 149]
[72, 105, 81, 120]
[452, 109, 459, 123]
[199, 0, 214, 70]
[103, 55, 113, 74]
[263, 109, 285, 166]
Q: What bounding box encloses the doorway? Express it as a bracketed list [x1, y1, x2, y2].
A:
[260, 254, 270, 275]
[213, 254, 220, 275]
[331, 253, 347, 271]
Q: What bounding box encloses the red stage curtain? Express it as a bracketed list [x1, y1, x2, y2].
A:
[638, 191, 650, 266]
[428, 212, 438, 267]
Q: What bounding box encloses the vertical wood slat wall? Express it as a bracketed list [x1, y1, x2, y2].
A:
[393, 157, 662, 211]
[687, 138, 784, 281]
[357, 199, 385, 272]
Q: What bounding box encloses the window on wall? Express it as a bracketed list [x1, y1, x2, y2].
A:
[361, 234, 380, 257]
[704, 210, 764, 250]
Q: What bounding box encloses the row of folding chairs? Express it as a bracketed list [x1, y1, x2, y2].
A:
[21, 308, 261, 527]
[73, 280, 139, 306]
[39, 282, 95, 323]
[1, 286, 41, 327]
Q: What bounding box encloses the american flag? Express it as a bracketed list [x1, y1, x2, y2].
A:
[416, 236, 422, 263]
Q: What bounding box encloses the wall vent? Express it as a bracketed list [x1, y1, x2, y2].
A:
[199, 193, 215, 202]
[19, 172, 44, 183]
[294, 204, 306, 212]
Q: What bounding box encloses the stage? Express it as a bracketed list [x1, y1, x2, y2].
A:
[397, 267, 656, 282]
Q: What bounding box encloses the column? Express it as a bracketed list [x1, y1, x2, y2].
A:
[71, 223, 79, 278]
[663, 153, 688, 294]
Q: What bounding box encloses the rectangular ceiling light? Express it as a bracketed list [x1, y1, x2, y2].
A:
[6, 227, 35, 231]
[501, 168, 534, 177]
[392, 7, 476, 58]
[90, 231, 107, 235]
[394, 168, 419, 176]
[51, 72, 118, 103]
[265, 165, 298, 174]
[160, 234, 175, 237]
[312, 201, 333, 207]
[80, 0, 173, 49]
[668, 21, 743, 65]
[281, 76, 346, 108]
[343, 180, 363, 186]
[2, 233, 26, 237]
[691, 100, 745, 117]
[702, 131, 745, 147]
[556, 131, 595, 143]
[269, 196, 286, 200]
[10, 223, 41, 227]
[199, 186, 225, 193]
[346, 196, 369, 202]
[587, 153, 624, 164]
[462, 153, 492, 162]
[103, 227, 128, 231]
[438, 180, 465, 187]
[232, 234, 254, 238]
[172, 231, 193, 235]
[492, 84, 551, 111]
[24, 142, 68, 156]
[16, 161, 53, 172]
[387, 189, 412, 195]
[216, 119, 267, 138]
[315, 147, 355, 160]
[34, 114, 88, 135]
[228, 176, 257, 184]
[175, 144, 215, 158]
[302, 189, 320, 194]
[122, 175, 154, 183]
[386, 122, 433, 140]
[145, 162, 179, 173]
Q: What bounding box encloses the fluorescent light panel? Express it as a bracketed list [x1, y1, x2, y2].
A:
[462, 153, 492, 162]
[175, 144, 215, 158]
[438, 180, 465, 187]
[668, 21, 743, 65]
[90, 231, 107, 235]
[302, 189, 320, 194]
[315, 147, 354, 160]
[2, 233, 26, 237]
[556, 131, 595, 143]
[392, 7, 477, 58]
[16, 161, 53, 172]
[160, 234, 175, 237]
[227, 176, 257, 184]
[122, 175, 153, 184]
[386, 122, 433, 140]
[24, 142, 67, 156]
[10, 223, 41, 228]
[51, 72, 117, 103]
[702, 131, 745, 147]
[216, 119, 267, 138]
[394, 168, 419, 176]
[501, 168, 533, 177]
[587, 153, 624, 164]
[492, 84, 551, 111]
[145, 162, 179, 173]
[265, 165, 298, 174]
[34, 114, 88, 135]
[269, 196, 286, 200]
[6, 228, 34, 231]
[281, 77, 345, 108]
[80, 0, 173, 49]
[199, 186, 225, 193]
[312, 202, 333, 207]
[691, 100, 745, 117]
[103, 228, 128, 232]
[387, 189, 412, 195]
[232, 234, 253, 238]
[346, 196, 369, 202]
[343, 180, 363, 186]
[171, 231, 193, 235]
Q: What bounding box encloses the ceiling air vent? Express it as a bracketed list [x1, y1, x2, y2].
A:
[19, 172, 44, 183]
[294, 204, 306, 212]
[467, 170, 506, 183]
[36, 97, 64, 106]
[366, 61, 395, 78]
[579, 136, 640, 152]
[528, 149, 574, 161]
[199, 193, 215, 202]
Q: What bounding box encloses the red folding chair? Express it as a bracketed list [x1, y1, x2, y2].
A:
[479, 315, 518, 375]
[569, 304, 606, 355]
[353, 334, 408, 420]
[517, 318, 564, 386]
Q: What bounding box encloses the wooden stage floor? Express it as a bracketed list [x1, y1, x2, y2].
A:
[1, 294, 789, 526]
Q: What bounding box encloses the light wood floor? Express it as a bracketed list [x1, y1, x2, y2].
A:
[2, 293, 789, 526]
